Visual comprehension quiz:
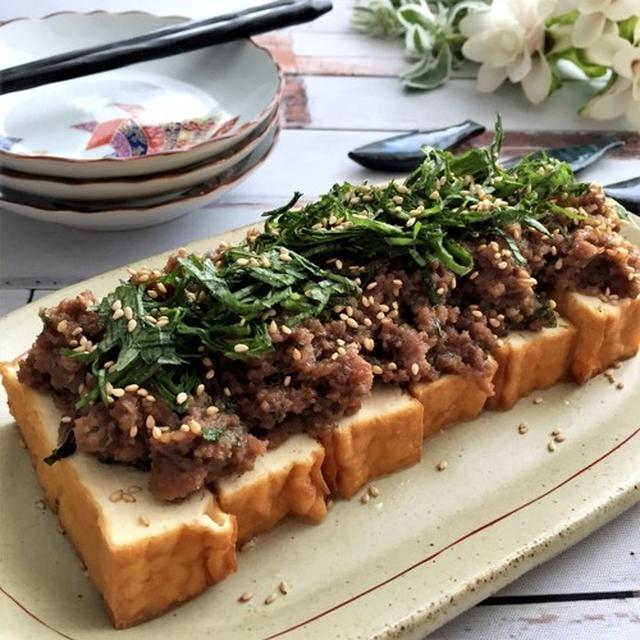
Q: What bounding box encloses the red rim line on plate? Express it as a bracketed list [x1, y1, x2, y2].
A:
[2, 426, 639, 640]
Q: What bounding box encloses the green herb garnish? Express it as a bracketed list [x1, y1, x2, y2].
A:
[68, 118, 593, 412]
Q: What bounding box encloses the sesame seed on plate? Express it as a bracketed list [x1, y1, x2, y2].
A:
[239, 592, 253, 603]
[436, 460, 448, 471]
[360, 493, 370, 504]
[368, 485, 380, 498]
[139, 515, 150, 527]
[279, 580, 289, 595]
[547, 440, 556, 452]
[264, 593, 277, 605]
[517, 422, 528, 434]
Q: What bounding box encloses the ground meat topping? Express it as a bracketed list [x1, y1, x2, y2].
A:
[17, 135, 640, 502]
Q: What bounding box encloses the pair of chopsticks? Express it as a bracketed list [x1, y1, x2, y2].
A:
[0, 0, 332, 95]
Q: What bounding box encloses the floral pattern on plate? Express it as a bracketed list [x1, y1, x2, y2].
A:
[71, 102, 240, 158]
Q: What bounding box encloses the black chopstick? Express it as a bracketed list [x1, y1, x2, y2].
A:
[0, 0, 332, 95]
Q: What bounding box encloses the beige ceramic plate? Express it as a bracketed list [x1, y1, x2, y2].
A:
[1, 225, 640, 640]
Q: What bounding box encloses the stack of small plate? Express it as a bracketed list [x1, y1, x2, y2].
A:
[0, 11, 282, 230]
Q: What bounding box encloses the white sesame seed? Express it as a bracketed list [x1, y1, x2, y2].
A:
[196, 383, 205, 396]
[112, 308, 124, 320]
[180, 424, 191, 432]
[234, 343, 250, 353]
[224, 387, 232, 397]
[284, 375, 291, 387]
[292, 348, 302, 361]
[111, 388, 125, 398]
[436, 460, 448, 471]
[368, 485, 380, 498]
[360, 493, 370, 504]
[137, 388, 148, 397]
[411, 363, 420, 376]
[176, 392, 188, 405]
[206, 405, 219, 416]
[364, 338, 374, 351]
[127, 319, 137, 333]
[61, 415, 73, 423]
[548, 440, 556, 452]
[371, 365, 384, 375]
[279, 580, 289, 595]
[123, 306, 133, 321]
[366, 282, 378, 290]
[111, 299, 123, 311]
[56, 319, 68, 333]
[147, 290, 158, 300]
[189, 420, 202, 435]
[236, 258, 250, 266]
[346, 318, 359, 329]
[533, 396, 543, 405]
[518, 422, 528, 434]
[145, 415, 156, 429]
[152, 427, 162, 440]
[239, 592, 253, 603]
[264, 593, 277, 605]
[124, 384, 139, 393]
[109, 489, 123, 503]
[281, 325, 292, 335]
[139, 515, 150, 527]
[205, 369, 215, 380]
[129, 426, 138, 438]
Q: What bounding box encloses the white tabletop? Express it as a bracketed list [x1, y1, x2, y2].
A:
[1, 2, 639, 638]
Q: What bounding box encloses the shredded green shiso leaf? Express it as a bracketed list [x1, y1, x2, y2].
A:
[66, 118, 602, 413]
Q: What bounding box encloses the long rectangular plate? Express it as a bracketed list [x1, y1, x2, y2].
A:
[1, 224, 639, 640]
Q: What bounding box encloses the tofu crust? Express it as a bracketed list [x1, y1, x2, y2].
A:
[0, 363, 237, 629]
[216, 434, 328, 545]
[409, 374, 490, 439]
[2, 288, 639, 628]
[486, 319, 577, 410]
[553, 291, 640, 384]
[321, 387, 424, 498]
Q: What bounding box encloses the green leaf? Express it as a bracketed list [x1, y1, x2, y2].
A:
[402, 43, 453, 90]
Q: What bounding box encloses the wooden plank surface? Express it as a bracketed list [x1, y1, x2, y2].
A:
[1, 1, 640, 638]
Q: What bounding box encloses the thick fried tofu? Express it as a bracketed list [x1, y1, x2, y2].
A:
[486, 319, 577, 410]
[1, 363, 237, 629]
[409, 374, 490, 439]
[321, 387, 424, 499]
[216, 434, 328, 545]
[553, 291, 640, 384]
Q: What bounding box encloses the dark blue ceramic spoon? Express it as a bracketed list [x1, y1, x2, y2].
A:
[604, 176, 640, 215]
[502, 136, 624, 173]
[348, 120, 485, 172]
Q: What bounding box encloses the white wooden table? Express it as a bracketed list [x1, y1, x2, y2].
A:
[1, 2, 639, 637]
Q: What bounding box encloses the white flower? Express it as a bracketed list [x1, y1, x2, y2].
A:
[571, 0, 638, 48]
[582, 40, 640, 123]
[460, 0, 557, 104]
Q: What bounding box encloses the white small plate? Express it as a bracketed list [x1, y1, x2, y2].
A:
[0, 226, 639, 639]
[0, 12, 282, 178]
[0, 106, 278, 202]
[0, 124, 279, 230]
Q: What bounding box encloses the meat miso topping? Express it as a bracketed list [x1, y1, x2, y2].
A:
[19, 124, 640, 501]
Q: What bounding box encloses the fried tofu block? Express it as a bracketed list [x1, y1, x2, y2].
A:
[321, 387, 424, 499]
[216, 434, 328, 545]
[409, 374, 490, 439]
[0, 363, 237, 629]
[486, 319, 577, 410]
[553, 291, 640, 384]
